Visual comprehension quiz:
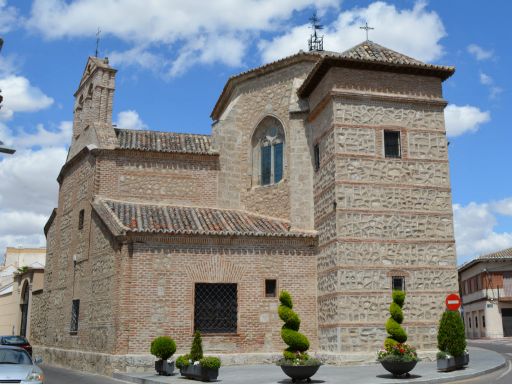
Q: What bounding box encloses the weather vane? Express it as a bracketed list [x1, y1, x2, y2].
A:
[308, 12, 324, 52]
[360, 22, 374, 41]
[95, 28, 101, 57]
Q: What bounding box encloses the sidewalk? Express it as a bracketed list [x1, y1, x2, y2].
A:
[113, 347, 505, 384]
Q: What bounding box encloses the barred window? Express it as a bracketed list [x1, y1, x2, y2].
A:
[70, 299, 80, 334]
[194, 283, 237, 333]
[384, 131, 401, 158]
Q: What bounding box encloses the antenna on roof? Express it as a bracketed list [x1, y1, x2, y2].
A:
[95, 28, 101, 57]
[308, 12, 324, 52]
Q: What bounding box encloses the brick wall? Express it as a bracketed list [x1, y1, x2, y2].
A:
[115, 236, 318, 355]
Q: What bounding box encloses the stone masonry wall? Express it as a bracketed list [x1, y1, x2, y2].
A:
[115, 236, 318, 356]
[309, 68, 458, 354]
[214, 61, 316, 229]
[32, 153, 120, 357]
[96, 150, 219, 207]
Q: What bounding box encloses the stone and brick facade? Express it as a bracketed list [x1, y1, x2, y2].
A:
[32, 41, 458, 374]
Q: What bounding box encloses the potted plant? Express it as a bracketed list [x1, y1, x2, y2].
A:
[436, 310, 468, 371]
[176, 331, 221, 382]
[377, 290, 419, 377]
[150, 336, 177, 376]
[276, 290, 321, 383]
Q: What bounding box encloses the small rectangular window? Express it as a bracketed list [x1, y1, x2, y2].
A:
[468, 317, 471, 328]
[475, 316, 478, 328]
[78, 209, 84, 230]
[265, 279, 277, 298]
[384, 131, 401, 158]
[483, 315, 486, 328]
[314, 144, 320, 172]
[392, 276, 405, 291]
[70, 299, 80, 334]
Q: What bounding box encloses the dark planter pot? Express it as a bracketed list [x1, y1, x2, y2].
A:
[280, 365, 321, 383]
[380, 360, 418, 377]
[155, 359, 174, 376]
[437, 352, 469, 372]
[180, 364, 219, 382]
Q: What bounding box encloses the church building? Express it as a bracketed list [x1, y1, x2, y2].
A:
[31, 39, 458, 374]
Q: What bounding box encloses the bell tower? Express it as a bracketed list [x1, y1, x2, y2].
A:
[68, 56, 117, 160]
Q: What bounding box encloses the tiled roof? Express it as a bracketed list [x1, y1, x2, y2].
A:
[458, 247, 512, 272]
[212, 40, 455, 119]
[299, 41, 455, 97]
[116, 128, 214, 155]
[94, 198, 316, 238]
[339, 40, 425, 65]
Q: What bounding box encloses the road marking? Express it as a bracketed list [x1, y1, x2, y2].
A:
[497, 360, 512, 380]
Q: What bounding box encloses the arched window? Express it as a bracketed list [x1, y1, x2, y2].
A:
[252, 117, 285, 186]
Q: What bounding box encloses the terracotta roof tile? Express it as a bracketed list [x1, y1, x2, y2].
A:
[458, 247, 512, 271]
[95, 199, 316, 238]
[115, 128, 214, 155]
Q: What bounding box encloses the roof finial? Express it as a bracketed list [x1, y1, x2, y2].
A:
[95, 27, 101, 57]
[360, 21, 374, 41]
[308, 12, 324, 52]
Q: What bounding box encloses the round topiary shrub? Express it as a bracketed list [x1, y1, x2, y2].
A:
[437, 310, 466, 357]
[278, 290, 310, 358]
[384, 290, 408, 349]
[150, 336, 177, 361]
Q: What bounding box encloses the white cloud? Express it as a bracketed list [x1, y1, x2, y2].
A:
[467, 44, 494, 61]
[492, 198, 512, 217]
[479, 72, 492, 86]
[109, 46, 164, 72]
[0, 75, 54, 120]
[0, 119, 69, 258]
[116, 110, 147, 130]
[454, 200, 512, 264]
[260, 1, 446, 63]
[0, 0, 18, 34]
[444, 104, 490, 137]
[479, 72, 503, 99]
[25, 0, 338, 76]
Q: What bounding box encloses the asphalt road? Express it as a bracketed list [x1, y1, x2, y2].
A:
[452, 339, 512, 384]
[40, 364, 127, 384]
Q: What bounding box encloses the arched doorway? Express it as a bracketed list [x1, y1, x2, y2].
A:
[19, 281, 29, 337]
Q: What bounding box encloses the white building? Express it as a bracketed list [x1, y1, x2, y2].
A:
[459, 247, 512, 339]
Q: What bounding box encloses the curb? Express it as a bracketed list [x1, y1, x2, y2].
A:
[112, 347, 507, 384]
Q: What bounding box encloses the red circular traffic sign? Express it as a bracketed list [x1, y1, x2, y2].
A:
[445, 293, 461, 311]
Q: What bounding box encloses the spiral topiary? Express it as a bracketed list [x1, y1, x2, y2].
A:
[278, 290, 310, 359]
[384, 290, 408, 349]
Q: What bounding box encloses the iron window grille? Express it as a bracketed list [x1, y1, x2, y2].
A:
[70, 299, 80, 334]
[265, 279, 277, 298]
[392, 276, 405, 291]
[384, 131, 401, 158]
[194, 283, 237, 333]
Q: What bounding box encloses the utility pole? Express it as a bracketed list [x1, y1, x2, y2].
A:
[0, 36, 15, 155]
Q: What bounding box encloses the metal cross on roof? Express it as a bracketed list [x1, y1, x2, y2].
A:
[95, 28, 101, 57]
[360, 22, 374, 41]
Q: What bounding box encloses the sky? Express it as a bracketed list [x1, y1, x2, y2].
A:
[0, 0, 510, 265]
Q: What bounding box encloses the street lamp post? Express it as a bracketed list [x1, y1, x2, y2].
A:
[0, 36, 15, 155]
